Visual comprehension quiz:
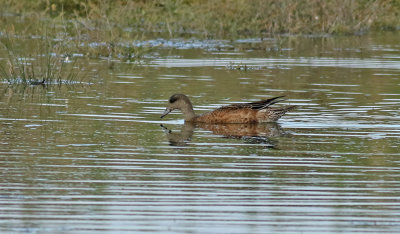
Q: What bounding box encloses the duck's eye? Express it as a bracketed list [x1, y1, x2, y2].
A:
[169, 95, 178, 103]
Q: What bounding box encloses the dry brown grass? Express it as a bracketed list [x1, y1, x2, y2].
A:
[1, 0, 399, 39]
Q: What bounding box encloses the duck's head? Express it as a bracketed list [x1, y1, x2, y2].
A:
[160, 94, 193, 118]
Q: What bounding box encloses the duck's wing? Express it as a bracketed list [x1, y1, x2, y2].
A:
[218, 96, 285, 110]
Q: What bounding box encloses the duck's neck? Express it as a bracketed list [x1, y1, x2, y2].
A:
[181, 104, 197, 122]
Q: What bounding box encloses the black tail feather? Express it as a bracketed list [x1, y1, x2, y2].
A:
[249, 96, 285, 110]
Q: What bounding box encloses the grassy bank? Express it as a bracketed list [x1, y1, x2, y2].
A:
[0, 0, 399, 84]
[2, 0, 399, 39]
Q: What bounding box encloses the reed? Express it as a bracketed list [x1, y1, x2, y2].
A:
[0, 34, 84, 85]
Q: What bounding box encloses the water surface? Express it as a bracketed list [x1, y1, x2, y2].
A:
[1, 32, 400, 233]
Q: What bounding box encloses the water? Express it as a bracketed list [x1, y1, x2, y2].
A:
[1, 32, 400, 233]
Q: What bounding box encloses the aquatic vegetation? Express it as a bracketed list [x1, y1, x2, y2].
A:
[0, 35, 85, 85]
[226, 62, 252, 71]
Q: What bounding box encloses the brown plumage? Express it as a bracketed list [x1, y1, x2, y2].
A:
[160, 94, 296, 123]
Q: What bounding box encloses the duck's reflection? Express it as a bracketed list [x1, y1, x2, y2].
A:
[160, 123, 195, 146]
[161, 122, 286, 148]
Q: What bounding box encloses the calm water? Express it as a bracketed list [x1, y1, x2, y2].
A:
[1, 32, 400, 233]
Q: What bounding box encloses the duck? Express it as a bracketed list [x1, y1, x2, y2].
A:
[160, 94, 296, 123]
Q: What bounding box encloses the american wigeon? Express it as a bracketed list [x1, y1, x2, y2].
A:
[161, 94, 296, 123]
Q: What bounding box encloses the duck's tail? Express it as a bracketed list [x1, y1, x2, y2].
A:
[265, 105, 297, 122]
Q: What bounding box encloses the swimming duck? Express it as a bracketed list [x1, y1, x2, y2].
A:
[160, 94, 296, 123]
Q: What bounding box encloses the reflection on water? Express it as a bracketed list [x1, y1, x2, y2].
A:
[149, 57, 400, 70]
[161, 122, 284, 148]
[161, 123, 194, 146]
[1, 32, 400, 233]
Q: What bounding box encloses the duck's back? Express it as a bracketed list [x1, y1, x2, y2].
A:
[195, 106, 295, 123]
[193, 96, 296, 123]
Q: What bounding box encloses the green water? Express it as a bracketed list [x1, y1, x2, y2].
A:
[1, 32, 400, 233]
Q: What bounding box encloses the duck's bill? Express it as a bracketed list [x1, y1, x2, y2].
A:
[160, 108, 171, 118]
